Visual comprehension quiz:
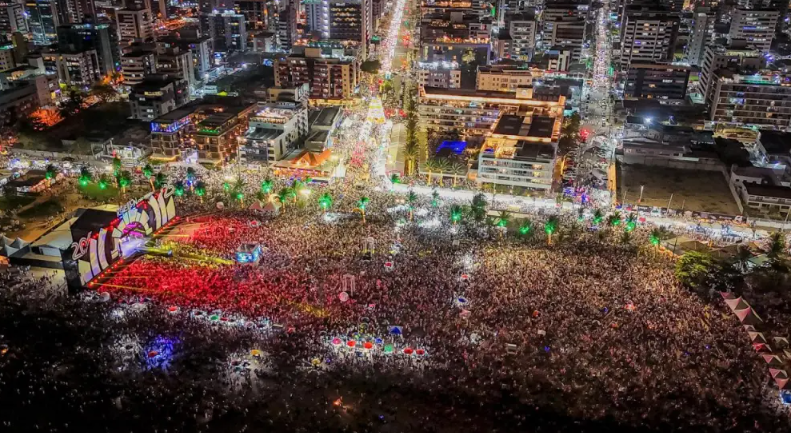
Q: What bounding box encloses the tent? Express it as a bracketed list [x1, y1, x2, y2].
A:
[770, 368, 788, 379]
[249, 200, 264, 211]
[735, 307, 763, 325]
[773, 337, 790, 349]
[776, 377, 789, 390]
[748, 331, 767, 343]
[762, 354, 784, 366]
[725, 297, 750, 312]
[263, 201, 280, 214]
[0, 235, 29, 257]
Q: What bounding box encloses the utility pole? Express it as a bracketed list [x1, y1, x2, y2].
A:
[638, 185, 644, 204]
[667, 193, 673, 211]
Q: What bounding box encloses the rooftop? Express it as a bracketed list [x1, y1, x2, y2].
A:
[744, 183, 791, 200]
[515, 141, 555, 161]
[759, 131, 791, 154]
[310, 107, 341, 128]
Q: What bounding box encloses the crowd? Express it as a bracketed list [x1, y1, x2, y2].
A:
[84, 182, 790, 432]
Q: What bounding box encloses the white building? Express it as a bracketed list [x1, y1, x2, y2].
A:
[477, 114, 560, 190]
[116, 8, 155, 46]
[508, 15, 536, 61]
[476, 65, 540, 91]
[241, 102, 310, 164]
[417, 61, 461, 89]
[686, 9, 715, 66]
[729, 8, 778, 52]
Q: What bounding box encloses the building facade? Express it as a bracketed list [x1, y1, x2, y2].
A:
[129, 77, 189, 121]
[116, 8, 155, 46]
[620, 9, 679, 70]
[708, 70, 791, 130]
[241, 102, 310, 164]
[624, 62, 690, 100]
[729, 8, 778, 52]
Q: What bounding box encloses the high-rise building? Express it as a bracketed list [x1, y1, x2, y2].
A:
[304, 0, 328, 37]
[121, 50, 156, 85]
[235, 0, 277, 30]
[0, 2, 28, 33]
[624, 62, 690, 100]
[328, 0, 371, 55]
[274, 47, 359, 100]
[543, 17, 585, 61]
[620, 8, 680, 70]
[0, 43, 16, 71]
[155, 42, 195, 89]
[709, 70, 791, 129]
[158, 36, 213, 81]
[700, 43, 763, 104]
[56, 0, 95, 23]
[27, 0, 61, 45]
[686, 9, 715, 66]
[57, 22, 121, 76]
[52, 49, 101, 86]
[116, 8, 155, 45]
[278, 3, 298, 51]
[129, 76, 189, 121]
[728, 8, 778, 52]
[506, 14, 536, 61]
[200, 10, 247, 53]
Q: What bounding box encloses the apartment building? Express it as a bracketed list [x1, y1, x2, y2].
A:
[274, 47, 359, 100]
[708, 70, 791, 130]
[477, 114, 560, 190]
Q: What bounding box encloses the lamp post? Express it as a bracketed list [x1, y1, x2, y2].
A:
[638, 185, 644, 204]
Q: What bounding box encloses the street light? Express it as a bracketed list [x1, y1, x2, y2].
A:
[638, 185, 644, 204]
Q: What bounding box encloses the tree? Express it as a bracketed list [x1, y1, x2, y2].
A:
[390, 173, 401, 184]
[118, 170, 132, 194]
[497, 210, 510, 237]
[112, 156, 122, 176]
[194, 181, 206, 203]
[423, 158, 437, 184]
[431, 189, 440, 207]
[450, 205, 463, 225]
[649, 228, 662, 250]
[360, 59, 381, 74]
[143, 164, 155, 191]
[78, 167, 92, 187]
[44, 164, 57, 186]
[545, 215, 559, 245]
[91, 83, 118, 104]
[186, 167, 197, 192]
[357, 196, 370, 223]
[173, 180, 185, 197]
[319, 192, 333, 213]
[519, 219, 532, 237]
[676, 251, 716, 289]
[470, 193, 487, 223]
[434, 158, 450, 186]
[278, 187, 293, 212]
[261, 178, 273, 195]
[30, 108, 63, 130]
[61, 86, 85, 116]
[768, 232, 786, 261]
[593, 209, 604, 225]
[403, 144, 419, 177]
[607, 211, 622, 228]
[97, 174, 109, 190]
[406, 190, 417, 221]
[451, 162, 467, 187]
[624, 213, 637, 232]
[154, 172, 167, 190]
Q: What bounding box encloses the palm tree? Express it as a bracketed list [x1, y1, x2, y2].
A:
[118, 170, 132, 194]
[78, 167, 92, 187]
[423, 158, 437, 184]
[625, 212, 637, 232]
[319, 192, 333, 213]
[154, 172, 167, 190]
[733, 245, 752, 272]
[470, 193, 487, 223]
[143, 164, 154, 191]
[593, 208, 604, 225]
[195, 181, 206, 203]
[186, 167, 196, 192]
[407, 190, 418, 221]
[111, 156, 122, 177]
[545, 215, 560, 245]
[519, 219, 532, 237]
[278, 187, 293, 212]
[357, 196, 370, 223]
[98, 174, 109, 190]
[403, 144, 419, 176]
[44, 164, 57, 187]
[261, 178, 273, 194]
[649, 228, 662, 250]
[431, 189, 440, 207]
[497, 210, 511, 238]
[768, 232, 786, 260]
[435, 158, 450, 186]
[450, 162, 467, 187]
[607, 211, 622, 228]
[390, 173, 401, 184]
[450, 204, 463, 225]
[174, 180, 185, 197]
